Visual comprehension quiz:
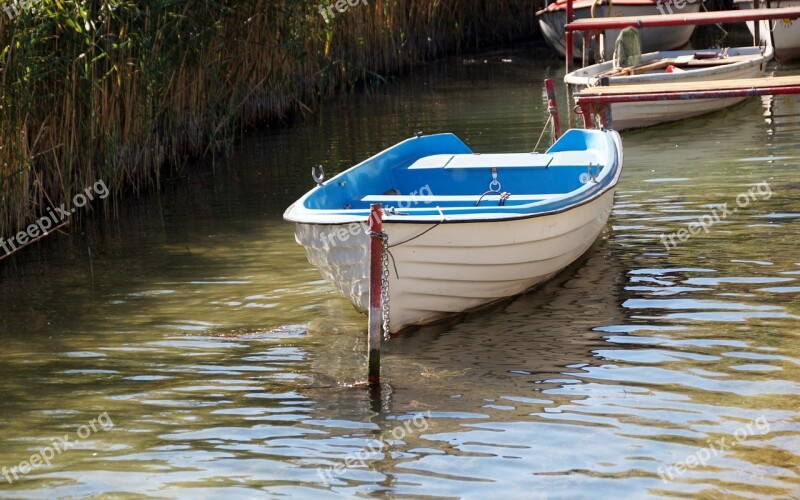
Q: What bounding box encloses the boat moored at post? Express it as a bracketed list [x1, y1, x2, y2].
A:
[285, 129, 623, 334]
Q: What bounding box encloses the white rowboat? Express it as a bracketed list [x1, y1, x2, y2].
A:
[285, 129, 623, 334]
[565, 46, 774, 130]
[736, 0, 800, 63]
[537, 0, 698, 60]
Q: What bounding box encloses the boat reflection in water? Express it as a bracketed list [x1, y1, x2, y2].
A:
[362, 240, 627, 409]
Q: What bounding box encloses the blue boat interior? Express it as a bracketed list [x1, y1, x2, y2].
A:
[302, 129, 614, 211]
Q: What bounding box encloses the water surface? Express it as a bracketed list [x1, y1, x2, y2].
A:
[0, 44, 799, 498]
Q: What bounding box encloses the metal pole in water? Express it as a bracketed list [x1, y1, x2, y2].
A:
[368, 203, 383, 386]
[565, 0, 574, 129]
[565, 0, 574, 74]
[544, 78, 561, 141]
[753, 0, 760, 50]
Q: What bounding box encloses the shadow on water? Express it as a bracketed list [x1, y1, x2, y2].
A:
[299, 233, 624, 400]
[381, 237, 625, 395]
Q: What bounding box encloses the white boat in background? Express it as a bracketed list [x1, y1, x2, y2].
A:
[565, 46, 774, 130]
[736, 0, 800, 63]
[537, 0, 698, 60]
[285, 129, 623, 335]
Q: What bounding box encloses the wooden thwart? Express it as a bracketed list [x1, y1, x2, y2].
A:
[679, 54, 763, 67]
[602, 56, 693, 77]
[607, 54, 763, 77]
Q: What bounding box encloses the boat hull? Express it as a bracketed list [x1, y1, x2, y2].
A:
[537, 3, 698, 60]
[565, 47, 772, 130]
[602, 95, 752, 130]
[737, 0, 800, 63]
[293, 189, 615, 334]
[286, 129, 622, 334]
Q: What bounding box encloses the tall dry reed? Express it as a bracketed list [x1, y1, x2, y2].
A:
[0, 0, 539, 244]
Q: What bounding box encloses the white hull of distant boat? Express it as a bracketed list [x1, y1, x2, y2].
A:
[537, 0, 698, 60]
[565, 46, 773, 130]
[737, 0, 800, 62]
[285, 130, 623, 334]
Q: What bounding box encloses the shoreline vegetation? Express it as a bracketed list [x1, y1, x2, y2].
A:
[0, 0, 540, 256]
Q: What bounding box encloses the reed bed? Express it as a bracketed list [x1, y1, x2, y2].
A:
[0, 0, 539, 242]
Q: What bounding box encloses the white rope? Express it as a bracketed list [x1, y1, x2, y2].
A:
[534, 113, 553, 153]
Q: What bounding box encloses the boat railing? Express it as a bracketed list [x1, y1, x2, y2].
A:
[561, 2, 800, 72]
[406, 153, 607, 170]
[361, 194, 564, 204]
[407, 153, 556, 170]
[573, 75, 800, 128]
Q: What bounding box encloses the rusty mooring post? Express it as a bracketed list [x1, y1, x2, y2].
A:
[565, 0, 574, 74]
[544, 78, 561, 142]
[753, 0, 760, 50]
[367, 203, 383, 386]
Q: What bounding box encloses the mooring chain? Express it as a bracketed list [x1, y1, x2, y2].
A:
[380, 233, 391, 341]
[369, 229, 392, 341]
